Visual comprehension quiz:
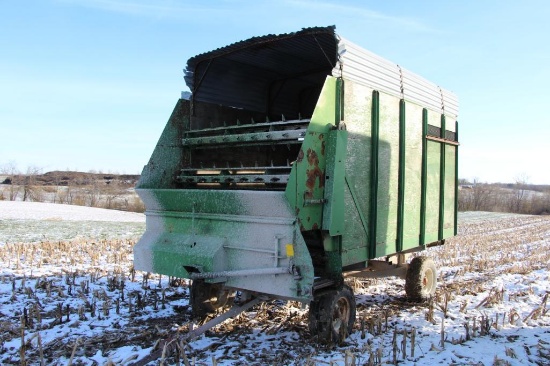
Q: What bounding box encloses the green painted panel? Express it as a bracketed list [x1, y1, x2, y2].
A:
[293, 131, 327, 230]
[322, 129, 348, 236]
[425, 140, 440, 244]
[444, 143, 457, 238]
[285, 76, 339, 231]
[375, 93, 400, 257]
[402, 102, 423, 250]
[341, 183, 369, 266]
[340, 80, 373, 257]
[342, 246, 370, 267]
[137, 99, 188, 189]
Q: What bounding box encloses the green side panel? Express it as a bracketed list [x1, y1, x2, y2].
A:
[375, 93, 400, 258]
[444, 142, 457, 238]
[137, 99, 188, 189]
[285, 76, 339, 231]
[341, 183, 369, 266]
[340, 80, 373, 263]
[425, 140, 441, 244]
[402, 102, 423, 250]
[322, 129, 348, 236]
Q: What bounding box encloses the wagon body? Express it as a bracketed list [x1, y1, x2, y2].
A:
[133, 26, 459, 304]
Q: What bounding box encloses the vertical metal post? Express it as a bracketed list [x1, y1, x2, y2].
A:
[438, 115, 446, 241]
[419, 109, 428, 245]
[336, 78, 343, 124]
[396, 99, 406, 253]
[454, 120, 459, 236]
[369, 91, 380, 259]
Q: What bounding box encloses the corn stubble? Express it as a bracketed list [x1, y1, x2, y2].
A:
[0, 213, 549, 364]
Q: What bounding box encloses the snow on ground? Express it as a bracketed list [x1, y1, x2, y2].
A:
[0, 204, 549, 365]
[0, 201, 145, 244]
[0, 201, 145, 222]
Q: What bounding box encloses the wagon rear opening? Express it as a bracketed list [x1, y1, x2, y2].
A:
[179, 27, 338, 191]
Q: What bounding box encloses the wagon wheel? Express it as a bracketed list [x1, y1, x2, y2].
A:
[309, 285, 356, 344]
[190, 280, 231, 318]
[405, 256, 437, 302]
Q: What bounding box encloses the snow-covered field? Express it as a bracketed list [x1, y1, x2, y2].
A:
[0, 201, 145, 244]
[0, 201, 549, 365]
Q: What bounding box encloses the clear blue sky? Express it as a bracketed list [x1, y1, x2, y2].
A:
[1, 1, 549, 184]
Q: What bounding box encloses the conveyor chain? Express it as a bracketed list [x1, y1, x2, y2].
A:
[182, 118, 309, 148]
[177, 166, 292, 185]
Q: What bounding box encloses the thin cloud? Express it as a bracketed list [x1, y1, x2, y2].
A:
[286, 0, 434, 32]
[56, 0, 228, 19]
[57, 0, 434, 32]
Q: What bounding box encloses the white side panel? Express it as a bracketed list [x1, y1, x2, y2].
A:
[335, 37, 459, 119]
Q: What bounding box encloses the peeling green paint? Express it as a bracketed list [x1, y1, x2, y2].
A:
[285, 77, 341, 231]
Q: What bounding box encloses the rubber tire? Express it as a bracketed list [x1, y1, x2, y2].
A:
[190, 280, 230, 318]
[405, 256, 437, 302]
[309, 285, 356, 344]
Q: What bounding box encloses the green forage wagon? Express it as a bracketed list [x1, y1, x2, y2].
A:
[134, 26, 459, 343]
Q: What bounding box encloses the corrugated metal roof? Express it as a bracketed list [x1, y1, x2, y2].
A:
[184, 26, 458, 119]
[334, 37, 459, 118]
[185, 26, 338, 119]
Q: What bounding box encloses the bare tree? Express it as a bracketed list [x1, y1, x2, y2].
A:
[0, 161, 20, 201]
[22, 165, 44, 202]
[467, 178, 496, 211]
[85, 180, 101, 207]
[509, 173, 529, 213]
[49, 171, 62, 203]
[103, 180, 125, 209]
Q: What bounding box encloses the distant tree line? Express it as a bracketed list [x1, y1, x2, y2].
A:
[0, 162, 144, 212]
[459, 175, 550, 215]
[2, 162, 549, 216]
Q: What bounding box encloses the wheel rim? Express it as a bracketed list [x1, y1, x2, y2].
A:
[208, 286, 229, 308]
[332, 297, 351, 333]
[422, 267, 435, 294]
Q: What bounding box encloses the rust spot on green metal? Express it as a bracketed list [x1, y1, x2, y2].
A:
[306, 149, 324, 189]
[296, 149, 304, 163]
[306, 148, 318, 165]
